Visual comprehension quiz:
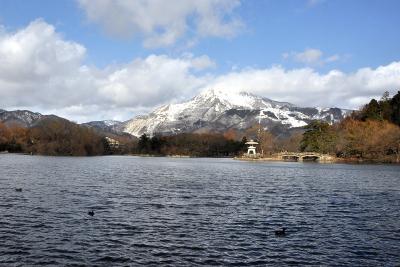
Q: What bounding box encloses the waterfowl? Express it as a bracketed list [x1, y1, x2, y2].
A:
[15, 188, 22, 192]
[274, 227, 286, 236]
[88, 210, 95, 216]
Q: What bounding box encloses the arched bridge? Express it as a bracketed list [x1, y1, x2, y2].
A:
[276, 152, 334, 162]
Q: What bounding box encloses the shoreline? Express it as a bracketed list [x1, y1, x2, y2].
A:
[234, 156, 400, 164]
[1, 151, 399, 164]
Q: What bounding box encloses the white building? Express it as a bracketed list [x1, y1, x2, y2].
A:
[105, 137, 120, 149]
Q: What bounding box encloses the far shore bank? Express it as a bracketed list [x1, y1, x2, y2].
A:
[234, 155, 400, 164]
[1, 151, 399, 164]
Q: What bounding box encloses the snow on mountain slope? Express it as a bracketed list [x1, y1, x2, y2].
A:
[0, 109, 44, 127]
[81, 120, 140, 137]
[82, 120, 122, 130]
[121, 88, 351, 137]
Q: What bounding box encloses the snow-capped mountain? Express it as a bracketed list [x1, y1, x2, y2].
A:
[1, 89, 351, 138]
[82, 120, 123, 133]
[0, 109, 75, 129]
[121, 88, 351, 137]
[0, 109, 44, 127]
[82, 120, 122, 129]
[0, 109, 133, 139]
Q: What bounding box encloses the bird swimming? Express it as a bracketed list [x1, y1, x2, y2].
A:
[15, 188, 22, 192]
[275, 227, 286, 236]
[88, 210, 94, 216]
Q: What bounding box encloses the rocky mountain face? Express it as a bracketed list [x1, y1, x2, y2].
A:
[120, 88, 351, 137]
[81, 120, 123, 134]
[0, 109, 79, 130]
[1, 89, 351, 138]
[0, 109, 127, 137]
[0, 109, 45, 127]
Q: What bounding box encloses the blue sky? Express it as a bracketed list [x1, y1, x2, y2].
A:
[0, 0, 399, 122]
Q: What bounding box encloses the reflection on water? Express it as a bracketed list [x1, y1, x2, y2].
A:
[0, 154, 399, 266]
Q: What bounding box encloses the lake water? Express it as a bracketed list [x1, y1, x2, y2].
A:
[0, 154, 399, 266]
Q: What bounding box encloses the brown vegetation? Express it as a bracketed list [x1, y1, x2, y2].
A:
[335, 118, 400, 162]
[1, 91, 399, 161]
[0, 119, 106, 156]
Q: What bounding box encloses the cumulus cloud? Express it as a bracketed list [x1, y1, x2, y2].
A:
[77, 0, 243, 48]
[1, 20, 400, 122]
[0, 20, 215, 121]
[0, 19, 85, 81]
[97, 54, 210, 107]
[205, 62, 400, 109]
[0, 19, 96, 109]
[283, 48, 341, 66]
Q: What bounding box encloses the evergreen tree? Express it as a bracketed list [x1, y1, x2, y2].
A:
[361, 99, 382, 121]
[300, 121, 336, 153]
[390, 91, 400, 126]
[138, 134, 150, 153]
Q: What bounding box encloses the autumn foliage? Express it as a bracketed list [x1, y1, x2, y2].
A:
[298, 91, 400, 162]
[0, 119, 106, 156]
[334, 118, 400, 161]
[1, 91, 400, 161]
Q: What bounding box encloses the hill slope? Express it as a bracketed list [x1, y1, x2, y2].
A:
[121, 88, 351, 137]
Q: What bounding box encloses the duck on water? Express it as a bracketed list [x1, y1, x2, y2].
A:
[275, 227, 286, 236]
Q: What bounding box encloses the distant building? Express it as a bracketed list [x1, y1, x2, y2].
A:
[104, 137, 120, 149]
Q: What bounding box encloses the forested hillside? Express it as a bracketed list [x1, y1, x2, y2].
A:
[299, 91, 400, 162]
[1, 91, 399, 161]
[0, 118, 106, 156]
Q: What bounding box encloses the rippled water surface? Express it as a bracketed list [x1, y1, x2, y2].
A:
[0, 154, 399, 266]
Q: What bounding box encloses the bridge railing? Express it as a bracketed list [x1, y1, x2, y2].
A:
[275, 152, 323, 157]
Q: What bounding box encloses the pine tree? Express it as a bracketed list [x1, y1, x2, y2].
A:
[390, 91, 400, 126]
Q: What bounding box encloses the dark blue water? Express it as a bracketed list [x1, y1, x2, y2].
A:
[0, 154, 399, 266]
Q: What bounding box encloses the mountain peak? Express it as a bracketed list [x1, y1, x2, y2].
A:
[196, 88, 257, 109]
[0, 109, 44, 127]
[121, 89, 351, 137]
[196, 88, 296, 110]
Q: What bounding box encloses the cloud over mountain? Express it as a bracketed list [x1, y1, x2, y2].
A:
[1, 20, 400, 122]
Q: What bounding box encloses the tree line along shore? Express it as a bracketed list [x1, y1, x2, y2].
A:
[0, 91, 399, 163]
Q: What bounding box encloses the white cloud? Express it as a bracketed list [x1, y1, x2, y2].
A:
[77, 0, 243, 48]
[205, 62, 400, 109]
[295, 48, 323, 64]
[0, 20, 212, 121]
[183, 54, 216, 70]
[97, 54, 210, 107]
[283, 48, 342, 66]
[1, 20, 400, 122]
[0, 19, 96, 109]
[0, 19, 85, 81]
